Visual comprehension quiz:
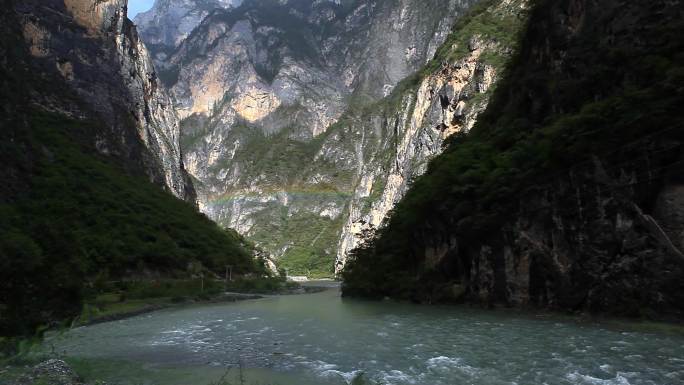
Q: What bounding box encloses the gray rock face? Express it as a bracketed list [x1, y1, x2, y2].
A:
[335, 36, 506, 272]
[165, 0, 473, 125]
[134, 0, 243, 66]
[16, 0, 194, 201]
[137, 0, 493, 273]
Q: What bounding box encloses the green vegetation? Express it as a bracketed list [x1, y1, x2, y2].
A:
[0, 6, 269, 339]
[225, 276, 300, 293]
[211, 195, 346, 277]
[181, 102, 353, 278]
[0, 112, 265, 337]
[75, 276, 295, 325]
[374, 0, 528, 114]
[342, 0, 684, 302]
[225, 125, 332, 184]
[424, 0, 526, 75]
[77, 296, 170, 325]
[189, 119, 354, 189]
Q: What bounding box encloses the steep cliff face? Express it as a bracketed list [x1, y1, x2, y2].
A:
[336, 0, 527, 272]
[342, 0, 684, 317]
[16, 0, 194, 201]
[138, 0, 519, 275]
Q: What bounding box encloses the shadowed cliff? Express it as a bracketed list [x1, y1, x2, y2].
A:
[342, 0, 684, 318]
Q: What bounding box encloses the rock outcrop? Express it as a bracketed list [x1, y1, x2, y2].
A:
[14, 360, 85, 385]
[164, 0, 476, 130]
[15, 0, 194, 201]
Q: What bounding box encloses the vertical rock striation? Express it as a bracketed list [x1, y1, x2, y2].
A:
[16, 0, 194, 201]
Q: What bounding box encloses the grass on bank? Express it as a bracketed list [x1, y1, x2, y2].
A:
[75, 276, 300, 325]
[0, 275, 300, 365]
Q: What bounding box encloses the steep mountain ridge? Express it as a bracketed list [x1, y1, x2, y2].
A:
[164, 0, 473, 129]
[135, 0, 243, 67]
[342, 0, 684, 317]
[137, 0, 527, 275]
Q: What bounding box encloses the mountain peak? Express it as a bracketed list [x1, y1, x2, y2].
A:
[134, 0, 243, 53]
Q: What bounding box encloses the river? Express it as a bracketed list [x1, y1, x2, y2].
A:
[44, 282, 684, 385]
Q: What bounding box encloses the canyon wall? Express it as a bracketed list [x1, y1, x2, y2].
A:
[17, 0, 194, 200]
[341, 0, 684, 317]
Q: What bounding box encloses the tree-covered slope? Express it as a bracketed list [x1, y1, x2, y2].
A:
[0, 112, 261, 336]
[342, 0, 684, 317]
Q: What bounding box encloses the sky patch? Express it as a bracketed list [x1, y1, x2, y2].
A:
[128, 0, 155, 18]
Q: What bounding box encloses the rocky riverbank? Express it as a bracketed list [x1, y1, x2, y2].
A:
[7, 359, 87, 385]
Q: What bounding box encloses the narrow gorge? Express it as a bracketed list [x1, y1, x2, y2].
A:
[134, 0, 527, 276]
[2, 0, 684, 384]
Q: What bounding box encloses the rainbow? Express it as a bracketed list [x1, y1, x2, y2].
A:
[206, 187, 353, 206]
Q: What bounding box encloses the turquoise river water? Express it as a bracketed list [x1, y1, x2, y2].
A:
[43, 283, 684, 385]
